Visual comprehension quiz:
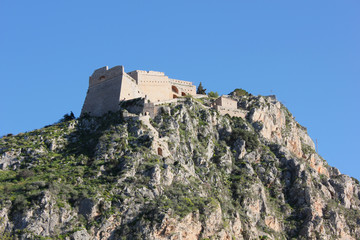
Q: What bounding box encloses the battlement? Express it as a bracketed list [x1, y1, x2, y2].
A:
[128, 70, 165, 76]
[169, 78, 193, 86]
[89, 65, 125, 87]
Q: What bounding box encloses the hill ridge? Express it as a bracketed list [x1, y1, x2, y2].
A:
[0, 93, 359, 239]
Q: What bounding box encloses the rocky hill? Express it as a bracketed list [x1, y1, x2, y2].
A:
[0, 93, 359, 240]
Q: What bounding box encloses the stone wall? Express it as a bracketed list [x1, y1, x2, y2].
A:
[170, 79, 196, 96]
[119, 74, 144, 101]
[127, 70, 196, 102]
[81, 75, 122, 116]
[216, 106, 247, 118]
[82, 66, 144, 116]
[213, 96, 245, 118]
[89, 66, 124, 87]
[215, 96, 237, 110]
[82, 65, 197, 117]
[128, 70, 173, 102]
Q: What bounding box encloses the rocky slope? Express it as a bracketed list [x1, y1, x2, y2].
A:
[0, 93, 359, 240]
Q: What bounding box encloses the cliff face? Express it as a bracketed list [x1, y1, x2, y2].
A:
[0, 94, 359, 240]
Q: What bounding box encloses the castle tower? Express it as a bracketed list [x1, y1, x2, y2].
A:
[81, 66, 143, 116]
[81, 65, 196, 117]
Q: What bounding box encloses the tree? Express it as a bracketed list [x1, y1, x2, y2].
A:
[208, 91, 219, 98]
[232, 88, 249, 96]
[196, 82, 207, 94]
[60, 111, 76, 122]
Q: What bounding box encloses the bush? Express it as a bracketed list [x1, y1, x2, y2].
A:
[225, 128, 259, 152]
[149, 182, 214, 218]
[351, 177, 359, 185]
[59, 111, 75, 122]
[301, 143, 315, 155]
[232, 88, 249, 96]
[208, 91, 219, 98]
[12, 195, 28, 212]
[16, 169, 34, 180]
[0, 232, 13, 240]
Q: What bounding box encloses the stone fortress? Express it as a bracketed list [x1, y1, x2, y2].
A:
[81, 65, 245, 158]
[81, 65, 196, 117]
[81, 65, 243, 118]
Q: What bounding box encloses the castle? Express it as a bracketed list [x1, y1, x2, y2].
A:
[81, 65, 245, 118]
[81, 65, 196, 116]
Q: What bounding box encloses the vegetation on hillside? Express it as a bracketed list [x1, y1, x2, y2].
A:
[0, 93, 359, 239]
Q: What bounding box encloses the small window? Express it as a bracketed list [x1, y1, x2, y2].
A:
[157, 148, 163, 156]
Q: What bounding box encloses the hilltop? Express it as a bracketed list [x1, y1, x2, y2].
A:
[0, 93, 359, 240]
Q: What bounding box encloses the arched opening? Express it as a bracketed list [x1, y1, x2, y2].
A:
[172, 85, 179, 94]
[181, 92, 186, 96]
[99, 76, 106, 80]
[157, 147, 163, 156]
[173, 94, 178, 99]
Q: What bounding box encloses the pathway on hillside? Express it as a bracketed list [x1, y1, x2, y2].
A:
[139, 115, 172, 159]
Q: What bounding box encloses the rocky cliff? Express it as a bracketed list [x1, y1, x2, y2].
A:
[0, 93, 359, 240]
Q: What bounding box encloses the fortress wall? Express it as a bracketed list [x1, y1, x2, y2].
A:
[134, 71, 173, 102]
[128, 70, 166, 84]
[138, 82, 172, 102]
[127, 71, 138, 82]
[136, 73, 169, 84]
[169, 79, 196, 95]
[127, 70, 196, 99]
[128, 70, 165, 76]
[216, 96, 237, 109]
[81, 76, 122, 116]
[119, 74, 144, 101]
[169, 78, 193, 86]
[216, 107, 246, 118]
[224, 98, 237, 109]
[89, 66, 124, 87]
[213, 96, 243, 118]
[176, 84, 196, 95]
[146, 70, 165, 76]
[90, 66, 108, 85]
[143, 103, 158, 118]
[214, 97, 222, 107]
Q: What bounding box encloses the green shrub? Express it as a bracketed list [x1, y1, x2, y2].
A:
[16, 169, 34, 180]
[232, 88, 249, 96]
[301, 143, 315, 155]
[0, 231, 13, 240]
[224, 129, 259, 152]
[59, 111, 75, 123]
[12, 195, 28, 212]
[351, 177, 359, 185]
[208, 91, 219, 98]
[147, 182, 216, 218]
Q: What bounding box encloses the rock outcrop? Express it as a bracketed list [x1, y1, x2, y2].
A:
[0, 94, 359, 239]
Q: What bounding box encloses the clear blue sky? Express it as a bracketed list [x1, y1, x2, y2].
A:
[1, 1, 359, 180]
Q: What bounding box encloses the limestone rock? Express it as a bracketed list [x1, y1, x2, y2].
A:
[0, 94, 359, 239]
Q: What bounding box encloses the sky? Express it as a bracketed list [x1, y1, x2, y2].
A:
[0, 1, 359, 180]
